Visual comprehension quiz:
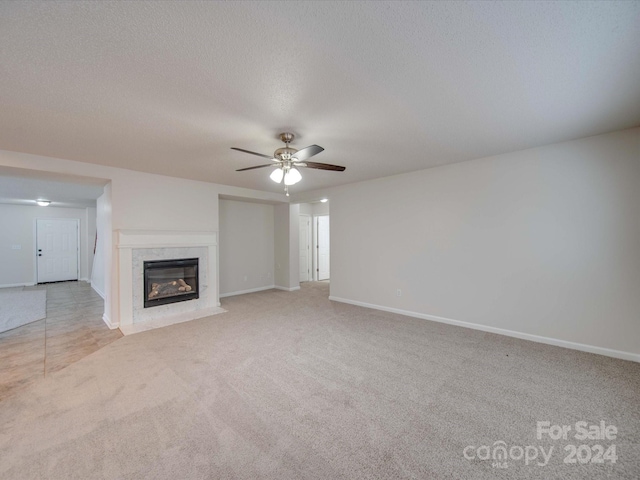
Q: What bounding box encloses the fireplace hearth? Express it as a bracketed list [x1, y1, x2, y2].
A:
[143, 258, 199, 308]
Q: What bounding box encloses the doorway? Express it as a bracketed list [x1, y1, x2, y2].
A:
[36, 218, 79, 283]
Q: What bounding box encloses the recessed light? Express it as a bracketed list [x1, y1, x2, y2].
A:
[36, 200, 51, 207]
[320, 198, 328, 203]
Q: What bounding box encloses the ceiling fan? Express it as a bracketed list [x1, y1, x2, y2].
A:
[233, 132, 345, 196]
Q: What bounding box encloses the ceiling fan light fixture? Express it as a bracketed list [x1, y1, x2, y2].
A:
[284, 167, 302, 186]
[270, 167, 284, 183]
[233, 132, 343, 195]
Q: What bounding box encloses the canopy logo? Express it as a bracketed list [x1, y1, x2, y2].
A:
[463, 442, 552, 469]
[463, 420, 618, 469]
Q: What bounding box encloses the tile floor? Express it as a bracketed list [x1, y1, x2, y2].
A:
[0, 281, 122, 400]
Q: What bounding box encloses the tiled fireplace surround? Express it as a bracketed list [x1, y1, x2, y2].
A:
[116, 231, 221, 335]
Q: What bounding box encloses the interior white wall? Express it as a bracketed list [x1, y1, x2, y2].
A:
[0, 203, 93, 287]
[298, 213, 311, 282]
[299, 203, 313, 216]
[111, 172, 216, 231]
[274, 204, 290, 288]
[85, 206, 97, 280]
[313, 203, 330, 281]
[219, 199, 274, 296]
[298, 202, 329, 217]
[289, 204, 300, 289]
[91, 186, 110, 299]
[0, 149, 287, 326]
[312, 202, 329, 216]
[323, 128, 640, 359]
[103, 184, 113, 324]
[0, 150, 285, 232]
[272, 203, 301, 291]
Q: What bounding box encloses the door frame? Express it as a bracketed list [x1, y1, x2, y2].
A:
[314, 214, 330, 281]
[35, 218, 81, 284]
[299, 214, 312, 282]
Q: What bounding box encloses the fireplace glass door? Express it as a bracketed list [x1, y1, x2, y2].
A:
[143, 258, 199, 308]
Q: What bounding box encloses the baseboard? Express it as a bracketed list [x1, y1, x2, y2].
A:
[79, 277, 90, 283]
[91, 282, 106, 299]
[0, 282, 35, 289]
[219, 285, 300, 297]
[275, 286, 301, 292]
[102, 313, 119, 330]
[328, 296, 640, 363]
[219, 285, 275, 298]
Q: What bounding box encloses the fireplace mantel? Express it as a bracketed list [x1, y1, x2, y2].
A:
[117, 230, 218, 249]
[115, 230, 221, 335]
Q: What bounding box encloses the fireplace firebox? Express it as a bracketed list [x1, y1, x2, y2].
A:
[143, 258, 199, 308]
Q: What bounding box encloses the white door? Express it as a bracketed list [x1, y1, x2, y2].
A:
[36, 218, 79, 283]
[317, 215, 330, 281]
[299, 215, 311, 282]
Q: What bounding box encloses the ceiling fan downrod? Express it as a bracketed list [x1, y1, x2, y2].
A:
[280, 132, 294, 145]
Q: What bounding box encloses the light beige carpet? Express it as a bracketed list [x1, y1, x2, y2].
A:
[0, 282, 638, 479]
[0, 289, 46, 334]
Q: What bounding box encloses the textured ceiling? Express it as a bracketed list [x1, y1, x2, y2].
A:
[0, 1, 639, 196]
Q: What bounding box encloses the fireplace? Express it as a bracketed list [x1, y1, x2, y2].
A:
[143, 258, 199, 308]
[115, 230, 220, 335]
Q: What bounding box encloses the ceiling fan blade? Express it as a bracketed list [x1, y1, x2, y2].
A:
[231, 147, 274, 160]
[235, 164, 277, 172]
[298, 161, 345, 172]
[292, 145, 324, 162]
